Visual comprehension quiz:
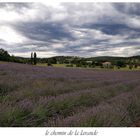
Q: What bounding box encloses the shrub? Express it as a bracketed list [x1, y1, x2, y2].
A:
[0, 106, 30, 126]
[80, 116, 104, 127]
[47, 62, 53, 66]
[66, 64, 73, 67]
[129, 65, 133, 69]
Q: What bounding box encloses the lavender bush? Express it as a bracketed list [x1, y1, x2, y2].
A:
[0, 62, 140, 127]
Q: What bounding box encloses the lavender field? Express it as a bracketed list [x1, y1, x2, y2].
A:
[0, 61, 140, 127]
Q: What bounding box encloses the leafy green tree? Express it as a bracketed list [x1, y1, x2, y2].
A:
[48, 57, 57, 64]
[129, 65, 133, 70]
[116, 60, 126, 68]
[0, 48, 10, 61]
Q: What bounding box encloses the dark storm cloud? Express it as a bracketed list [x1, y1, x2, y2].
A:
[83, 23, 140, 36]
[0, 2, 140, 57]
[12, 22, 74, 42]
[113, 3, 140, 16]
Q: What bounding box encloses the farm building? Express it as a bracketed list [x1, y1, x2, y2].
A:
[102, 61, 112, 68]
[86, 61, 93, 64]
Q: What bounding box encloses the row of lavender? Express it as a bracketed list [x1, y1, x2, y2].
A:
[0, 62, 140, 126]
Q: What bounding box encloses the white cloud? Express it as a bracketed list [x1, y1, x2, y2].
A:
[126, 16, 140, 29]
[52, 43, 64, 49]
[0, 26, 27, 44]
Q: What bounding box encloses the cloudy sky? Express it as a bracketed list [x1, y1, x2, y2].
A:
[0, 2, 140, 58]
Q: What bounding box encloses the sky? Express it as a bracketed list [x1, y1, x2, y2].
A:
[0, 2, 140, 58]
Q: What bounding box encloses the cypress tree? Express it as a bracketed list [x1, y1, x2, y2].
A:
[33, 52, 37, 65]
[31, 52, 33, 64]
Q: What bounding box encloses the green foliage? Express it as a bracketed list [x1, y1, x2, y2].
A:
[66, 64, 73, 67]
[0, 84, 14, 96]
[116, 60, 126, 67]
[76, 63, 82, 67]
[0, 106, 30, 126]
[47, 62, 53, 66]
[34, 52, 37, 65]
[0, 48, 140, 68]
[31, 52, 37, 65]
[77, 94, 99, 106]
[47, 57, 57, 64]
[32, 105, 47, 118]
[0, 48, 10, 61]
[127, 97, 140, 122]
[80, 116, 104, 127]
[129, 65, 133, 69]
[0, 85, 9, 96]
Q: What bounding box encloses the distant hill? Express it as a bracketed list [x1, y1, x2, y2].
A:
[49, 55, 140, 62]
[0, 48, 140, 66]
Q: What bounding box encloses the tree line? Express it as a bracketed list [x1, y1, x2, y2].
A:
[0, 48, 140, 69]
[0, 48, 37, 65]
